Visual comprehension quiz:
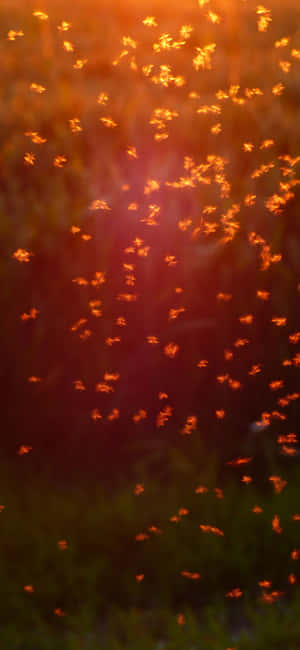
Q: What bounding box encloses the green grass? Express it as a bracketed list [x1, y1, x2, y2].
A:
[0, 456, 299, 647]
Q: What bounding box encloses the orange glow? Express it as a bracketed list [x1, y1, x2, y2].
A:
[8, 0, 300, 629]
[177, 614, 185, 626]
[272, 515, 282, 534]
[156, 405, 173, 427]
[256, 5, 272, 32]
[291, 549, 300, 560]
[200, 524, 224, 536]
[30, 82, 46, 94]
[142, 16, 157, 28]
[33, 10, 48, 20]
[53, 155, 67, 168]
[269, 476, 287, 494]
[21, 308, 39, 321]
[227, 457, 253, 466]
[54, 608, 66, 617]
[7, 30, 24, 41]
[57, 540, 68, 550]
[195, 485, 209, 494]
[100, 117, 118, 128]
[197, 359, 208, 367]
[226, 588, 242, 598]
[135, 533, 149, 542]
[90, 409, 102, 422]
[135, 574, 144, 582]
[13, 249, 33, 263]
[107, 409, 120, 422]
[17, 445, 32, 455]
[164, 342, 179, 358]
[241, 475, 252, 484]
[181, 571, 201, 580]
[133, 410, 147, 423]
[134, 483, 144, 495]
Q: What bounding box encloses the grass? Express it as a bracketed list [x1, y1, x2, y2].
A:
[0, 455, 299, 647]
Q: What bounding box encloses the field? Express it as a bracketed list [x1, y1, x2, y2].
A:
[1, 0, 300, 647]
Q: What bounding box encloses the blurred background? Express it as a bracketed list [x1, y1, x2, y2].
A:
[0, 0, 300, 647]
[1, 0, 299, 484]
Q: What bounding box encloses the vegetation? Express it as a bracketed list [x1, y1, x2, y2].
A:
[0, 457, 300, 648]
[0, 0, 300, 646]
